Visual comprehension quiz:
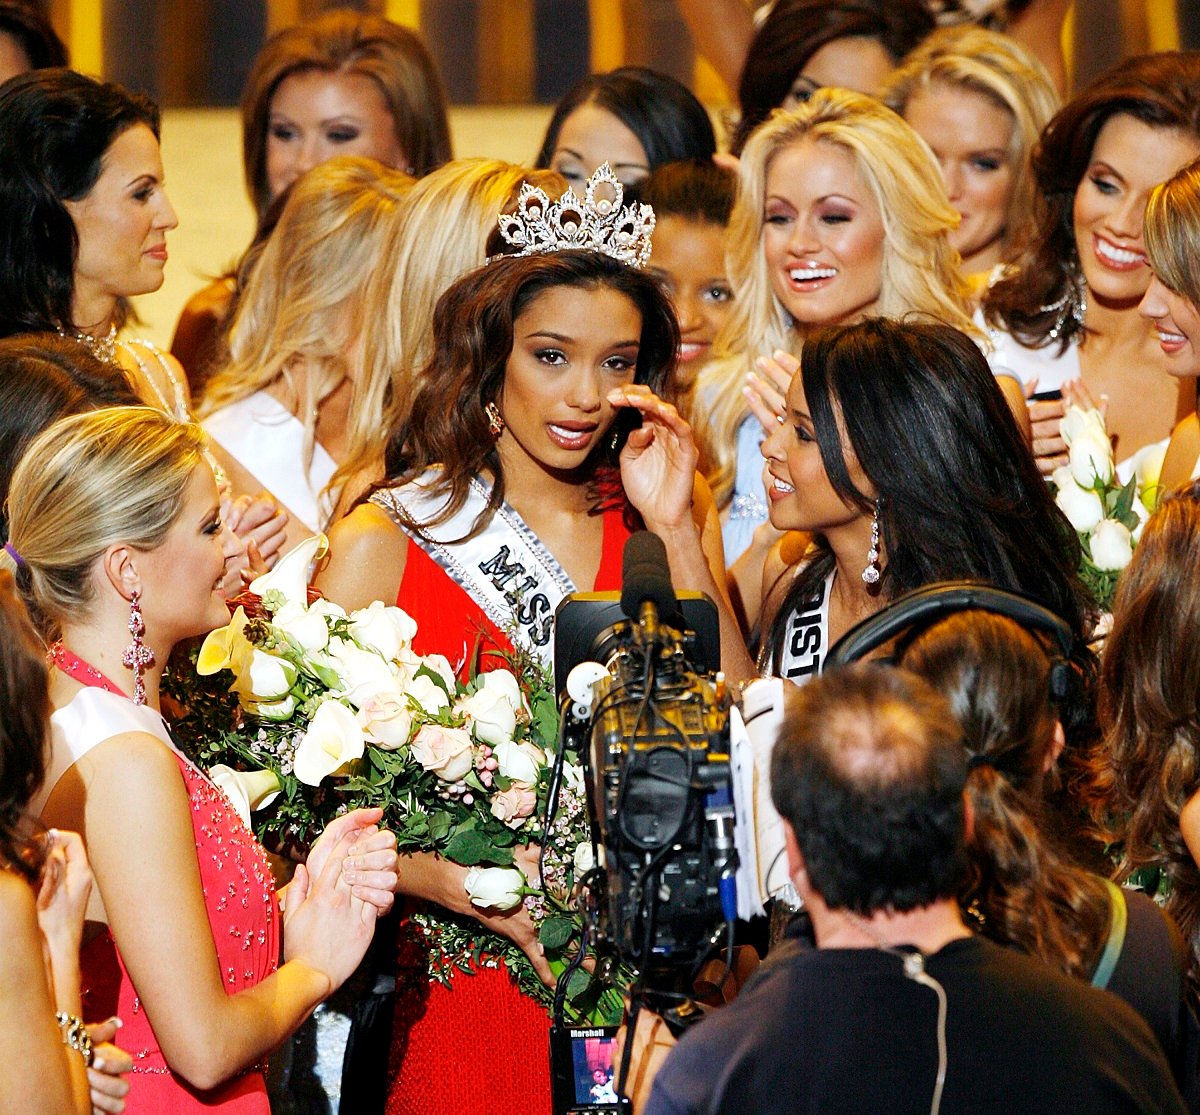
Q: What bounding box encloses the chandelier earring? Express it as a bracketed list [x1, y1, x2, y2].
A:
[1040, 264, 1088, 343]
[485, 402, 505, 438]
[121, 589, 155, 705]
[862, 500, 882, 586]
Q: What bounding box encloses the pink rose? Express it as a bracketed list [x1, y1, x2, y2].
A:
[490, 785, 537, 828]
[410, 724, 474, 782]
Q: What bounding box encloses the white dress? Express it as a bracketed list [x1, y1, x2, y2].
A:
[203, 391, 337, 533]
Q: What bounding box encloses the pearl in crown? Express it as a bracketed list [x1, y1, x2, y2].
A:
[491, 162, 655, 269]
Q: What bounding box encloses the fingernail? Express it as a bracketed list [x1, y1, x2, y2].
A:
[109, 1016, 122, 1028]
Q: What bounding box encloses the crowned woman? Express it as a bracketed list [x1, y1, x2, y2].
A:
[316, 165, 749, 1114]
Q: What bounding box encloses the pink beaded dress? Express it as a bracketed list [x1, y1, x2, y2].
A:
[40, 679, 280, 1113]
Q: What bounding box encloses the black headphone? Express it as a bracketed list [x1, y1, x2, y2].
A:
[824, 581, 1076, 702]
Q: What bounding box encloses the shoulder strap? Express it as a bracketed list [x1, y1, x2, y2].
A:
[1090, 879, 1128, 990]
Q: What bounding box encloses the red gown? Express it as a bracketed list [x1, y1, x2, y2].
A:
[79, 741, 279, 1112]
[384, 505, 630, 1115]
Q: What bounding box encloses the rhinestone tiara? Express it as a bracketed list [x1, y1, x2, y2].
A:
[491, 162, 655, 269]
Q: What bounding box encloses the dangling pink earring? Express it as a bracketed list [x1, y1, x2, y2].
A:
[121, 590, 155, 705]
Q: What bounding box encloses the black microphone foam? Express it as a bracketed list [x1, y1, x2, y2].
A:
[620, 531, 678, 621]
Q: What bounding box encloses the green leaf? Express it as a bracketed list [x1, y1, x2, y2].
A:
[443, 828, 492, 865]
[539, 916, 574, 950]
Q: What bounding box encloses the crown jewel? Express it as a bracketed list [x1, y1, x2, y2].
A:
[493, 163, 655, 268]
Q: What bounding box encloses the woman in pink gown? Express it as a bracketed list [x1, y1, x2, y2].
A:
[8, 405, 402, 1113]
[318, 179, 752, 1111]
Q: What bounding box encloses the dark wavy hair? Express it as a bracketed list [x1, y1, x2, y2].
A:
[381, 249, 679, 540]
[772, 663, 969, 914]
[901, 611, 1111, 981]
[535, 66, 716, 172]
[0, 1, 66, 71]
[984, 51, 1200, 350]
[0, 570, 50, 883]
[731, 0, 933, 154]
[0, 68, 159, 338]
[763, 319, 1091, 670]
[0, 333, 139, 541]
[1094, 484, 1200, 995]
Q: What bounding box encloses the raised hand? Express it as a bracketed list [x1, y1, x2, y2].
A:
[610, 386, 699, 532]
[745, 350, 797, 433]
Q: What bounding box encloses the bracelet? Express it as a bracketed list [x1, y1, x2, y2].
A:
[55, 1012, 94, 1067]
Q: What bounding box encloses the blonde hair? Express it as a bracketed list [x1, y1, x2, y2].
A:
[697, 88, 976, 508]
[201, 157, 413, 521]
[8, 407, 207, 625]
[1145, 157, 1200, 305]
[882, 25, 1060, 266]
[361, 158, 567, 423]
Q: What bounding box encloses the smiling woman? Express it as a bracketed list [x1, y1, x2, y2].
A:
[982, 52, 1200, 477]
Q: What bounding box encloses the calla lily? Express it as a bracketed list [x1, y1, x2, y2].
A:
[248, 534, 328, 609]
[293, 699, 365, 786]
[197, 606, 253, 676]
[209, 765, 281, 827]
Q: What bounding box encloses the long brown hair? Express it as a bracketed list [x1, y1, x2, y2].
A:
[902, 610, 1111, 981]
[379, 250, 678, 541]
[0, 571, 51, 883]
[983, 51, 1200, 350]
[1096, 485, 1200, 989]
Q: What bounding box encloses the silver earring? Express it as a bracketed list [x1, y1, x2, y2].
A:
[862, 501, 882, 585]
[485, 402, 505, 438]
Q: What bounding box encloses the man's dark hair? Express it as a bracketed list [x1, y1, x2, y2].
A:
[771, 663, 968, 914]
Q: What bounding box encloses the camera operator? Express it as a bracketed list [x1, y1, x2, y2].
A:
[620, 665, 1184, 1115]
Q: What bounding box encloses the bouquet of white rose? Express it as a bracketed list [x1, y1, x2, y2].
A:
[1051, 405, 1163, 611]
[163, 535, 624, 1024]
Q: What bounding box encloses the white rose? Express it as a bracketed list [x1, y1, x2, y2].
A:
[1090, 519, 1134, 571]
[573, 841, 595, 875]
[324, 637, 397, 708]
[293, 700, 365, 786]
[406, 673, 451, 715]
[493, 738, 544, 787]
[357, 690, 414, 749]
[1052, 467, 1105, 533]
[457, 687, 518, 747]
[252, 694, 297, 721]
[272, 600, 330, 653]
[463, 865, 525, 910]
[1059, 405, 1107, 447]
[1068, 429, 1114, 488]
[233, 649, 295, 702]
[410, 724, 475, 781]
[421, 653, 457, 693]
[349, 600, 418, 661]
[249, 533, 327, 608]
[209, 765, 281, 827]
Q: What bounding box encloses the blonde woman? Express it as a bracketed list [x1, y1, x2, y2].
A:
[882, 25, 1060, 280]
[9, 406, 399, 1114]
[201, 157, 413, 547]
[694, 89, 1022, 621]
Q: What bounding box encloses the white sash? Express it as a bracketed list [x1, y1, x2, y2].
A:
[776, 568, 834, 683]
[371, 473, 577, 667]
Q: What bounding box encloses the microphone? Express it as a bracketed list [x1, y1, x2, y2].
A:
[620, 531, 678, 628]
